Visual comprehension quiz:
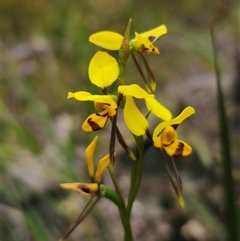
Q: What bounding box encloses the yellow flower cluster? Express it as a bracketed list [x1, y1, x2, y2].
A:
[62, 19, 195, 204]
[60, 20, 196, 240]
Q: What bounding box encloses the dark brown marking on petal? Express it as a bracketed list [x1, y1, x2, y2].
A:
[141, 46, 150, 52]
[157, 127, 166, 137]
[148, 36, 156, 42]
[78, 184, 95, 194]
[81, 187, 91, 194]
[96, 112, 109, 117]
[163, 140, 174, 147]
[171, 124, 179, 130]
[173, 142, 184, 157]
[77, 184, 88, 192]
[87, 118, 101, 131]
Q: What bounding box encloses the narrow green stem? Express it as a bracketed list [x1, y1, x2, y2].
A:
[123, 216, 134, 241]
[126, 135, 145, 222]
[108, 169, 126, 219]
[109, 18, 133, 240]
[108, 168, 134, 241]
[103, 186, 122, 207]
[109, 113, 117, 165]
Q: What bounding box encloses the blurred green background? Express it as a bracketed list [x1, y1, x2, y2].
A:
[2, 0, 239, 241]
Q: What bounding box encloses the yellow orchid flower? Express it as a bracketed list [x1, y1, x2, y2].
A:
[60, 136, 110, 197]
[153, 106, 195, 157]
[68, 91, 117, 131]
[89, 25, 167, 54]
[68, 84, 165, 133]
[67, 51, 120, 132]
[129, 25, 167, 54]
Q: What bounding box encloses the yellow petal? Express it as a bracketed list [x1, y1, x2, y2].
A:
[123, 96, 148, 136]
[85, 136, 98, 177]
[134, 32, 149, 49]
[68, 91, 117, 109]
[90, 95, 117, 109]
[95, 154, 110, 183]
[153, 135, 162, 148]
[153, 106, 195, 144]
[140, 25, 167, 44]
[118, 84, 154, 99]
[60, 182, 99, 196]
[164, 140, 192, 157]
[145, 98, 172, 121]
[89, 31, 123, 50]
[68, 91, 92, 100]
[88, 51, 119, 88]
[82, 110, 109, 132]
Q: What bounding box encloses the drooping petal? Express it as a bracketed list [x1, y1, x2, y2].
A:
[88, 51, 119, 88]
[82, 110, 109, 132]
[89, 31, 123, 50]
[85, 136, 98, 177]
[163, 140, 192, 157]
[118, 84, 154, 99]
[60, 182, 99, 196]
[68, 91, 117, 109]
[145, 98, 172, 121]
[95, 154, 110, 183]
[123, 96, 148, 136]
[153, 106, 195, 144]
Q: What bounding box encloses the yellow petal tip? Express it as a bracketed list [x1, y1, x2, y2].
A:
[129, 151, 137, 161]
[178, 195, 185, 209]
[67, 92, 74, 99]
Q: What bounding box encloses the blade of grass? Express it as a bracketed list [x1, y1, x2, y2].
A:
[25, 206, 55, 241]
[210, 24, 238, 241]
